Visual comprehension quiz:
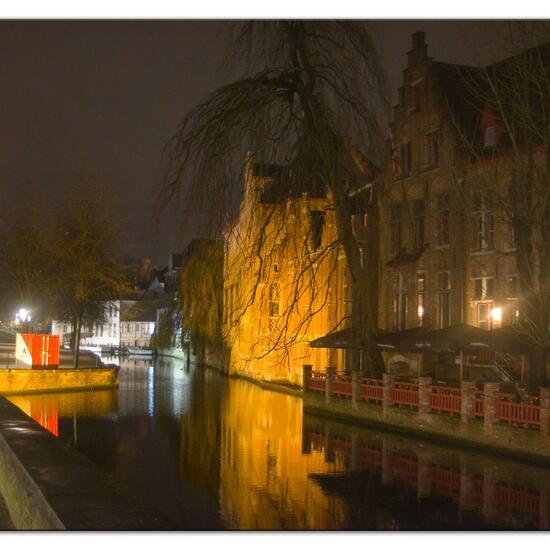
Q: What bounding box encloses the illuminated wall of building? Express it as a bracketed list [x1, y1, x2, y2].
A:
[223, 158, 349, 385]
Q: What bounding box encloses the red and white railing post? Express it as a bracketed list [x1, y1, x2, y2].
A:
[303, 364, 312, 391]
[418, 377, 432, 417]
[460, 381, 476, 426]
[351, 371, 362, 410]
[382, 374, 394, 414]
[325, 366, 336, 404]
[483, 382, 500, 432]
[539, 387, 550, 435]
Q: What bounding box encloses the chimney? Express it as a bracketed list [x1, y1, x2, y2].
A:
[412, 31, 426, 50]
[407, 31, 428, 66]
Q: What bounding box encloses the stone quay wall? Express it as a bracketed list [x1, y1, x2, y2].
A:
[0, 396, 170, 529]
[0, 367, 118, 396]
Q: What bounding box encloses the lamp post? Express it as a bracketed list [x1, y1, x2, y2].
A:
[16, 308, 31, 333]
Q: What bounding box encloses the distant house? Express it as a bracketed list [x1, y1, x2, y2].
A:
[120, 299, 165, 348]
[51, 299, 163, 350]
[51, 300, 136, 349]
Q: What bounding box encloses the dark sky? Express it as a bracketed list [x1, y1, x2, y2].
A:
[0, 20, 508, 265]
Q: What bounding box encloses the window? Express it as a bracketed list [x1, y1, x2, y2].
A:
[390, 204, 402, 255]
[310, 210, 325, 250]
[424, 130, 439, 169]
[413, 199, 426, 248]
[399, 142, 412, 176]
[437, 271, 451, 328]
[268, 283, 280, 317]
[417, 272, 426, 326]
[477, 303, 491, 330]
[392, 273, 408, 331]
[473, 277, 494, 300]
[410, 79, 425, 111]
[484, 126, 495, 147]
[392, 294, 408, 331]
[399, 294, 409, 330]
[506, 275, 518, 299]
[507, 223, 516, 250]
[436, 192, 450, 246]
[471, 192, 494, 251]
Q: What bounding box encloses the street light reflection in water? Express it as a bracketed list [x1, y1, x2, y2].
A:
[6, 357, 550, 529]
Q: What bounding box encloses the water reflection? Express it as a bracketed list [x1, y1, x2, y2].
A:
[6, 358, 550, 529]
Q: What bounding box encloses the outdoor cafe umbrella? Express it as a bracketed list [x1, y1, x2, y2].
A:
[375, 326, 431, 352]
[409, 323, 493, 353]
[409, 323, 495, 382]
[490, 326, 532, 355]
[309, 327, 365, 350]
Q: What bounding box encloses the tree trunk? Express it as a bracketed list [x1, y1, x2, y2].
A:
[528, 345, 548, 392]
[328, 175, 384, 378]
[72, 310, 82, 369]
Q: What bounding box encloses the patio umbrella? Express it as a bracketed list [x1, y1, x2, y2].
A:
[409, 323, 493, 353]
[405, 323, 494, 382]
[309, 327, 366, 350]
[375, 326, 431, 352]
[490, 326, 532, 355]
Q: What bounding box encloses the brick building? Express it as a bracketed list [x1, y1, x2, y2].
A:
[378, 31, 523, 380]
[223, 155, 355, 385]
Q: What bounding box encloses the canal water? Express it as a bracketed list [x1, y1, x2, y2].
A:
[6, 357, 550, 530]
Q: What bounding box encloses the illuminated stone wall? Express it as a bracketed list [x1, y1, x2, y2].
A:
[223, 157, 349, 385]
[0, 368, 118, 395]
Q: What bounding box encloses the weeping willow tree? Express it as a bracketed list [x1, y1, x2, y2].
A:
[179, 238, 225, 367]
[161, 22, 389, 376]
[449, 22, 550, 388]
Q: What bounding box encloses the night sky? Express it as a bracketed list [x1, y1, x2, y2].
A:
[0, 20, 509, 266]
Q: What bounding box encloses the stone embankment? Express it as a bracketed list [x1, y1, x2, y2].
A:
[0, 367, 119, 395]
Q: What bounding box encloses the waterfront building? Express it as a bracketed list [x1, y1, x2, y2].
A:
[223, 156, 356, 385]
[377, 31, 546, 383]
[52, 299, 159, 350]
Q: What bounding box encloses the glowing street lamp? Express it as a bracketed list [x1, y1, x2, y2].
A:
[16, 308, 31, 332]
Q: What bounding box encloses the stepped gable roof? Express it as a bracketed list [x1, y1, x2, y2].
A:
[432, 39, 550, 148]
[255, 158, 376, 205]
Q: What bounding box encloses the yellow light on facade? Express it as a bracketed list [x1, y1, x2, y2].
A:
[491, 307, 502, 324]
[417, 305, 424, 318]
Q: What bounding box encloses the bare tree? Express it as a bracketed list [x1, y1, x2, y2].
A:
[51, 182, 131, 367]
[160, 21, 389, 376]
[0, 187, 53, 321]
[449, 22, 550, 387]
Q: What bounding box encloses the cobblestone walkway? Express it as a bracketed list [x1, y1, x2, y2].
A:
[0, 493, 14, 530]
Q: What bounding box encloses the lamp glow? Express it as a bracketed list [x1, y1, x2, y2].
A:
[16, 308, 31, 325]
[491, 307, 502, 323]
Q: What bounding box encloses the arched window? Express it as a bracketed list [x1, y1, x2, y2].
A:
[268, 283, 280, 317]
